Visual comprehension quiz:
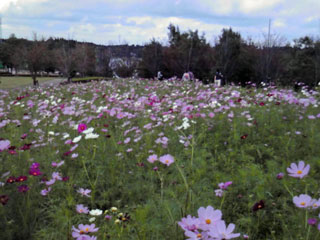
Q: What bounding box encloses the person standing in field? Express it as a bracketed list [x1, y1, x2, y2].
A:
[157, 71, 163, 80]
[214, 69, 223, 86]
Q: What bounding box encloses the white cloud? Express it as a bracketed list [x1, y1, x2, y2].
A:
[0, 0, 319, 44]
[273, 19, 286, 28]
[239, 0, 283, 13]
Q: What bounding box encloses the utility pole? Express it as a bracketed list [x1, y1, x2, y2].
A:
[0, 16, 2, 43]
[266, 19, 271, 84]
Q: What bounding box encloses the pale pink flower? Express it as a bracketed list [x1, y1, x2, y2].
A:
[147, 154, 158, 163]
[287, 161, 310, 179]
[184, 230, 203, 240]
[197, 206, 222, 231]
[0, 140, 10, 151]
[45, 178, 56, 186]
[310, 199, 320, 209]
[40, 187, 52, 196]
[208, 220, 241, 239]
[293, 194, 312, 208]
[215, 189, 224, 197]
[52, 172, 62, 181]
[72, 223, 98, 238]
[77, 188, 91, 197]
[76, 204, 89, 214]
[159, 154, 174, 166]
[178, 215, 200, 231]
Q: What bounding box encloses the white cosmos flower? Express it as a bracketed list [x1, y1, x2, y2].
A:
[89, 217, 96, 222]
[73, 135, 82, 143]
[48, 131, 55, 135]
[85, 133, 99, 139]
[83, 127, 94, 134]
[89, 209, 103, 216]
[62, 133, 70, 139]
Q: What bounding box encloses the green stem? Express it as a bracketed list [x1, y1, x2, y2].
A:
[283, 182, 294, 198]
[82, 158, 93, 188]
[219, 193, 226, 210]
[191, 126, 195, 168]
[305, 210, 308, 230]
[175, 163, 189, 191]
[306, 224, 311, 240]
[156, 171, 164, 203]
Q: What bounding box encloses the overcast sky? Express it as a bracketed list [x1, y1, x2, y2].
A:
[0, 0, 319, 45]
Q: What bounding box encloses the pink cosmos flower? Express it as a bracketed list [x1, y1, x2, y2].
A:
[40, 187, 52, 196]
[287, 161, 310, 179]
[72, 224, 98, 238]
[208, 220, 241, 239]
[218, 181, 232, 190]
[51, 161, 64, 167]
[215, 189, 224, 197]
[76, 204, 89, 214]
[45, 178, 56, 186]
[178, 215, 200, 231]
[78, 123, 88, 133]
[18, 185, 29, 193]
[159, 154, 174, 166]
[77, 188, 91, 197]
[147, 154, 158, 163]
[0, 140, 10, 151]
[52, 172, 62, 181]
[184, 230, 204, 240]
[310, 199, 320, 209]
[197, 206, 222, 231]
[293, 194, 312, 208]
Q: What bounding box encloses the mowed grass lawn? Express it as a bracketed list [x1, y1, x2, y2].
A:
[0, 76, 56, 89]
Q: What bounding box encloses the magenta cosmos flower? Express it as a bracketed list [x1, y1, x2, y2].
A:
[218, 181, 232, 190]
[197, 206, 222, 231]
[287, 161, 310, 179]
[159, 154, 174, 166]
[208, 220, 240, 239]
[18, 185, 29, 193]
[293, 194, 312, 208]
[77, 123, 88, 133]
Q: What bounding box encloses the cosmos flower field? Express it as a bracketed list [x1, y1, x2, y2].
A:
[1, 79, 320, 239]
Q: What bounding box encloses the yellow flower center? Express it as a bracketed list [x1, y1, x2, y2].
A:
[314, 204, 318, 207]
[205, 219, 211, 224]
[300, 202, 306, 206]
[85, 228, 89, 232]
[297, 170, 302, 174]
[165, 160, 169, 164]
[80, 230, 85, 234]
[197, 233, 202, 238]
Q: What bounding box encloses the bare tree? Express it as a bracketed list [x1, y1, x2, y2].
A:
[23, 34, 48, 86]
[55, 40, 78, 82]
[75, 43, 96, 77]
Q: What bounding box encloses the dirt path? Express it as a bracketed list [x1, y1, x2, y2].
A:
[40, 78, 67, 87]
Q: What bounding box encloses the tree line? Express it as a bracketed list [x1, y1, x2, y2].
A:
[139, 25, 320, 87]
[0, 25, 319, 87]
